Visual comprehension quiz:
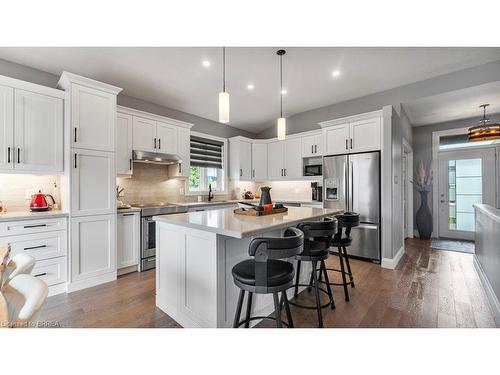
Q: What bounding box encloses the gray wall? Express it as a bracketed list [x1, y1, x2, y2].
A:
[257, 59, 500, 138]
[0, 58, 256, 139]
[411, 114, 500, 233]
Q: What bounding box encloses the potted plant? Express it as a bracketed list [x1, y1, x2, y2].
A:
[415, 160, 433, 239]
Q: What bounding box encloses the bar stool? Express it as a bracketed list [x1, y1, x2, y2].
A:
[314, 212, 360, 302]
[232, 227, 304, 328]
[287, 219, 337, 328]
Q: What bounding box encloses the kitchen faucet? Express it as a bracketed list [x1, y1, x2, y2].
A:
[208, 183, 214, 202]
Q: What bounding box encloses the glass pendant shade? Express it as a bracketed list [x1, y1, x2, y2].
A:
[219, 91, 230, 123]
[277, 117, 286, 140]
[468, 104, 500, 141]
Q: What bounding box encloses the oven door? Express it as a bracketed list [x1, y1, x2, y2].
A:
[142, 217, 156, 259]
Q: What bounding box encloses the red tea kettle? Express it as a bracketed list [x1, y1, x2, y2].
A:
[30, 190, 56, 212]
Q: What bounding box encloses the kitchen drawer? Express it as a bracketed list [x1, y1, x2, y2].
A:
[0, 217, 67, 237]
[31, 256, 67, 286]
[6, 230, 67, 261]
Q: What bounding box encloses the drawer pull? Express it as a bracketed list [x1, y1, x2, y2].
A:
[34, 272, 47, 277]
[24, 245, 47, 251]
[122, 213, 135, 216]
[23, 224, 47, 229]
[146, 258, 155, 262]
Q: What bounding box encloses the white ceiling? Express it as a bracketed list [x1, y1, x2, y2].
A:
[403, 81, 500, 126]
[1, 47, 500, 133]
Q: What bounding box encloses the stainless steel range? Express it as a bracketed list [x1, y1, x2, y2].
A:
[130, 202, 187, 271]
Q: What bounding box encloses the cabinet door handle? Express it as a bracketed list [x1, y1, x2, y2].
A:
[350, 138, 353, 149]
[314, 144, 317, 153]
[74, 127, 77, 143]
[129, 158, 132, 171]
[158, 138, 161, 150]
[284, 168, 287, 176]
[24, 245, 47, 251]
[34, 272, 47, 277]
[23, 224, 47, 229]
[17, 148, 20, 163]
[7, 146, 11, 163]
[345, 139, 348, 150]
[311, 145, 314, 154]
[252, 169, 255, 178]
[122, 213, 135, 216]
[178, 164, 181, 173]
[240, 168, 242, 177]
[154, 138, 157, 149]
[74, 153, 77, 168]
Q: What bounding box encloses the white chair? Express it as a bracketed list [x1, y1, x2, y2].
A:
[2, 274, 49, 328]
[2, 253, 36, 287]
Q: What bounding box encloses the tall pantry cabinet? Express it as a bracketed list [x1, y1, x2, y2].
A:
[58, 72, 122, 292]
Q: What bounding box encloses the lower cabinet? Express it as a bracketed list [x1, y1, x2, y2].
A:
[117, 211, 140, 272]
[70, 214, 116, 290]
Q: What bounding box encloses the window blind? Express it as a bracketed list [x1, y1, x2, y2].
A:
[190, 136, 223, 169]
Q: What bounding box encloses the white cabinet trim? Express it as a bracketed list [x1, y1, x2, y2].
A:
[318, 109, 383, 128]
[117, 105, 194, 129]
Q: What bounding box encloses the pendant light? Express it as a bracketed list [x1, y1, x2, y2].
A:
[277, 49, 286, 140]
[468, 104, 500, 141]
[218, 47, 230, 123]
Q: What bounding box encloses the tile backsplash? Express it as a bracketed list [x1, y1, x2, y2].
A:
[0, 174, 61, 212]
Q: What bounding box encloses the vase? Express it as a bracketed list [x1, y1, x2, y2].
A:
[416, 190, 433, 239]
[259, 187, 272, 206]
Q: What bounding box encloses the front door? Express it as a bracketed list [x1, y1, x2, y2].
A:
[438, 148, 496, 240]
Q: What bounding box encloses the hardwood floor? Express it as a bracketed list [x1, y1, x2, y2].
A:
[39, 238, 497, 328]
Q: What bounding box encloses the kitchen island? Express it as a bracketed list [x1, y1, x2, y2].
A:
[154, 206, 340, 328]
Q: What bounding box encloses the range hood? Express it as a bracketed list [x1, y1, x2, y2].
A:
[132, 150, 181, 165]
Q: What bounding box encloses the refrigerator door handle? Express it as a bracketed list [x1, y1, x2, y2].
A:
[343, 161, 348, 210]
[349, 160, 353, 212]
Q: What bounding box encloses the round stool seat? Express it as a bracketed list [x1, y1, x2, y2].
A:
[331, 237, 352, 247]
[335, 212, 360, 228]
[296, 240, 329, 261]
[232, 259, 295, 287]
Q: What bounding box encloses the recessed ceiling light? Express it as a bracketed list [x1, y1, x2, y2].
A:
[202, 60, 211, 67]
[281, 89, 287, 95]
[247, 84, 254, 90]
[332, 70, 340, 77]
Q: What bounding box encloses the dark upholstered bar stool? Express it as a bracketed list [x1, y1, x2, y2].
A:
[232, 227, 304, 328]
[287, 219, 337, 328]
[312, 212, 360, 302]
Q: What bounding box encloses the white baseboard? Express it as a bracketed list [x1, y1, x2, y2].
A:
[381, 245, 404, 269]
[473, 255, 500, 327]
[67, 272, 117, 293]
[117, 265, 138, 276]
[48, 283, 67, 297]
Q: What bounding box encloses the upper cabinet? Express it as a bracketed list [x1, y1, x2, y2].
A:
[116, 112, 133, 175]
[266, 138, 302, 180]
[251, 142, 268, 180]
[301, 133, 322, 158]
[70, 84, 116, 152]
[320, 112, 382, 156]
[229, 138, 252, 180]
[0, 77, 64, 174]
[118, 106, 193, 177]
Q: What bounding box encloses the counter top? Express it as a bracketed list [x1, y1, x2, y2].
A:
[474, 204, 500, 223]
[117, 207, 142, 214]
[176, 199, 322, 208]
[154, 206, 340, 238]
[0, 210, 69, 223]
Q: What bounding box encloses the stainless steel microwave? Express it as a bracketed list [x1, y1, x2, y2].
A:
[304, 164, 322, 176]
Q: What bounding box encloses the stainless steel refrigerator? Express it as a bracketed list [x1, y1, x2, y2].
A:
[323, 151, 380, 262]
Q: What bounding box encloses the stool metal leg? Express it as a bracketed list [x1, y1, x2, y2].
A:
[320, 260, 335, 310]
[311, 260, 324, 328]
[337, 246, 350, 302]
[294, 260, 301, 298]
[244, 292, 253, 328]
[282, 291, 294, 328]
[273, 292, 283, 328]
[342, 246, 355, 287]
[233, 289, 245, 328]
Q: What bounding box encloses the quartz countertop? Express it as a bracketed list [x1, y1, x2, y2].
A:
[117, 207, 142, 214]
[0, 210, 69, 222]
[176, 199, 322, 208]
[154, 206, 340, 238]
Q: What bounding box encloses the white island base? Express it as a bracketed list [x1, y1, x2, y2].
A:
[154, 207, 339, 328]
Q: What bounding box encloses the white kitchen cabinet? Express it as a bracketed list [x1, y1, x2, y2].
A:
[268, 141, 284, 179]
[132, 115, 157, 152]
[251, 142, 268, 180]
[117, 211, 140, 270]
[14, 89, 63, 172]
[0, 85, 13, 170]
[71, 83, 116, 152]
[168, 127, 191, 178]
[116, 112, 133, 174]
[301, 133, 322, 158]
[70, 214, 116, 283]
[324, 123, 350, 155]
[229, 138, 252, 180]
[71, 149, 115, 217]
[284, 138, 302, 179]
[157, 121, 178, 155]
[349, 117, 381, 153]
